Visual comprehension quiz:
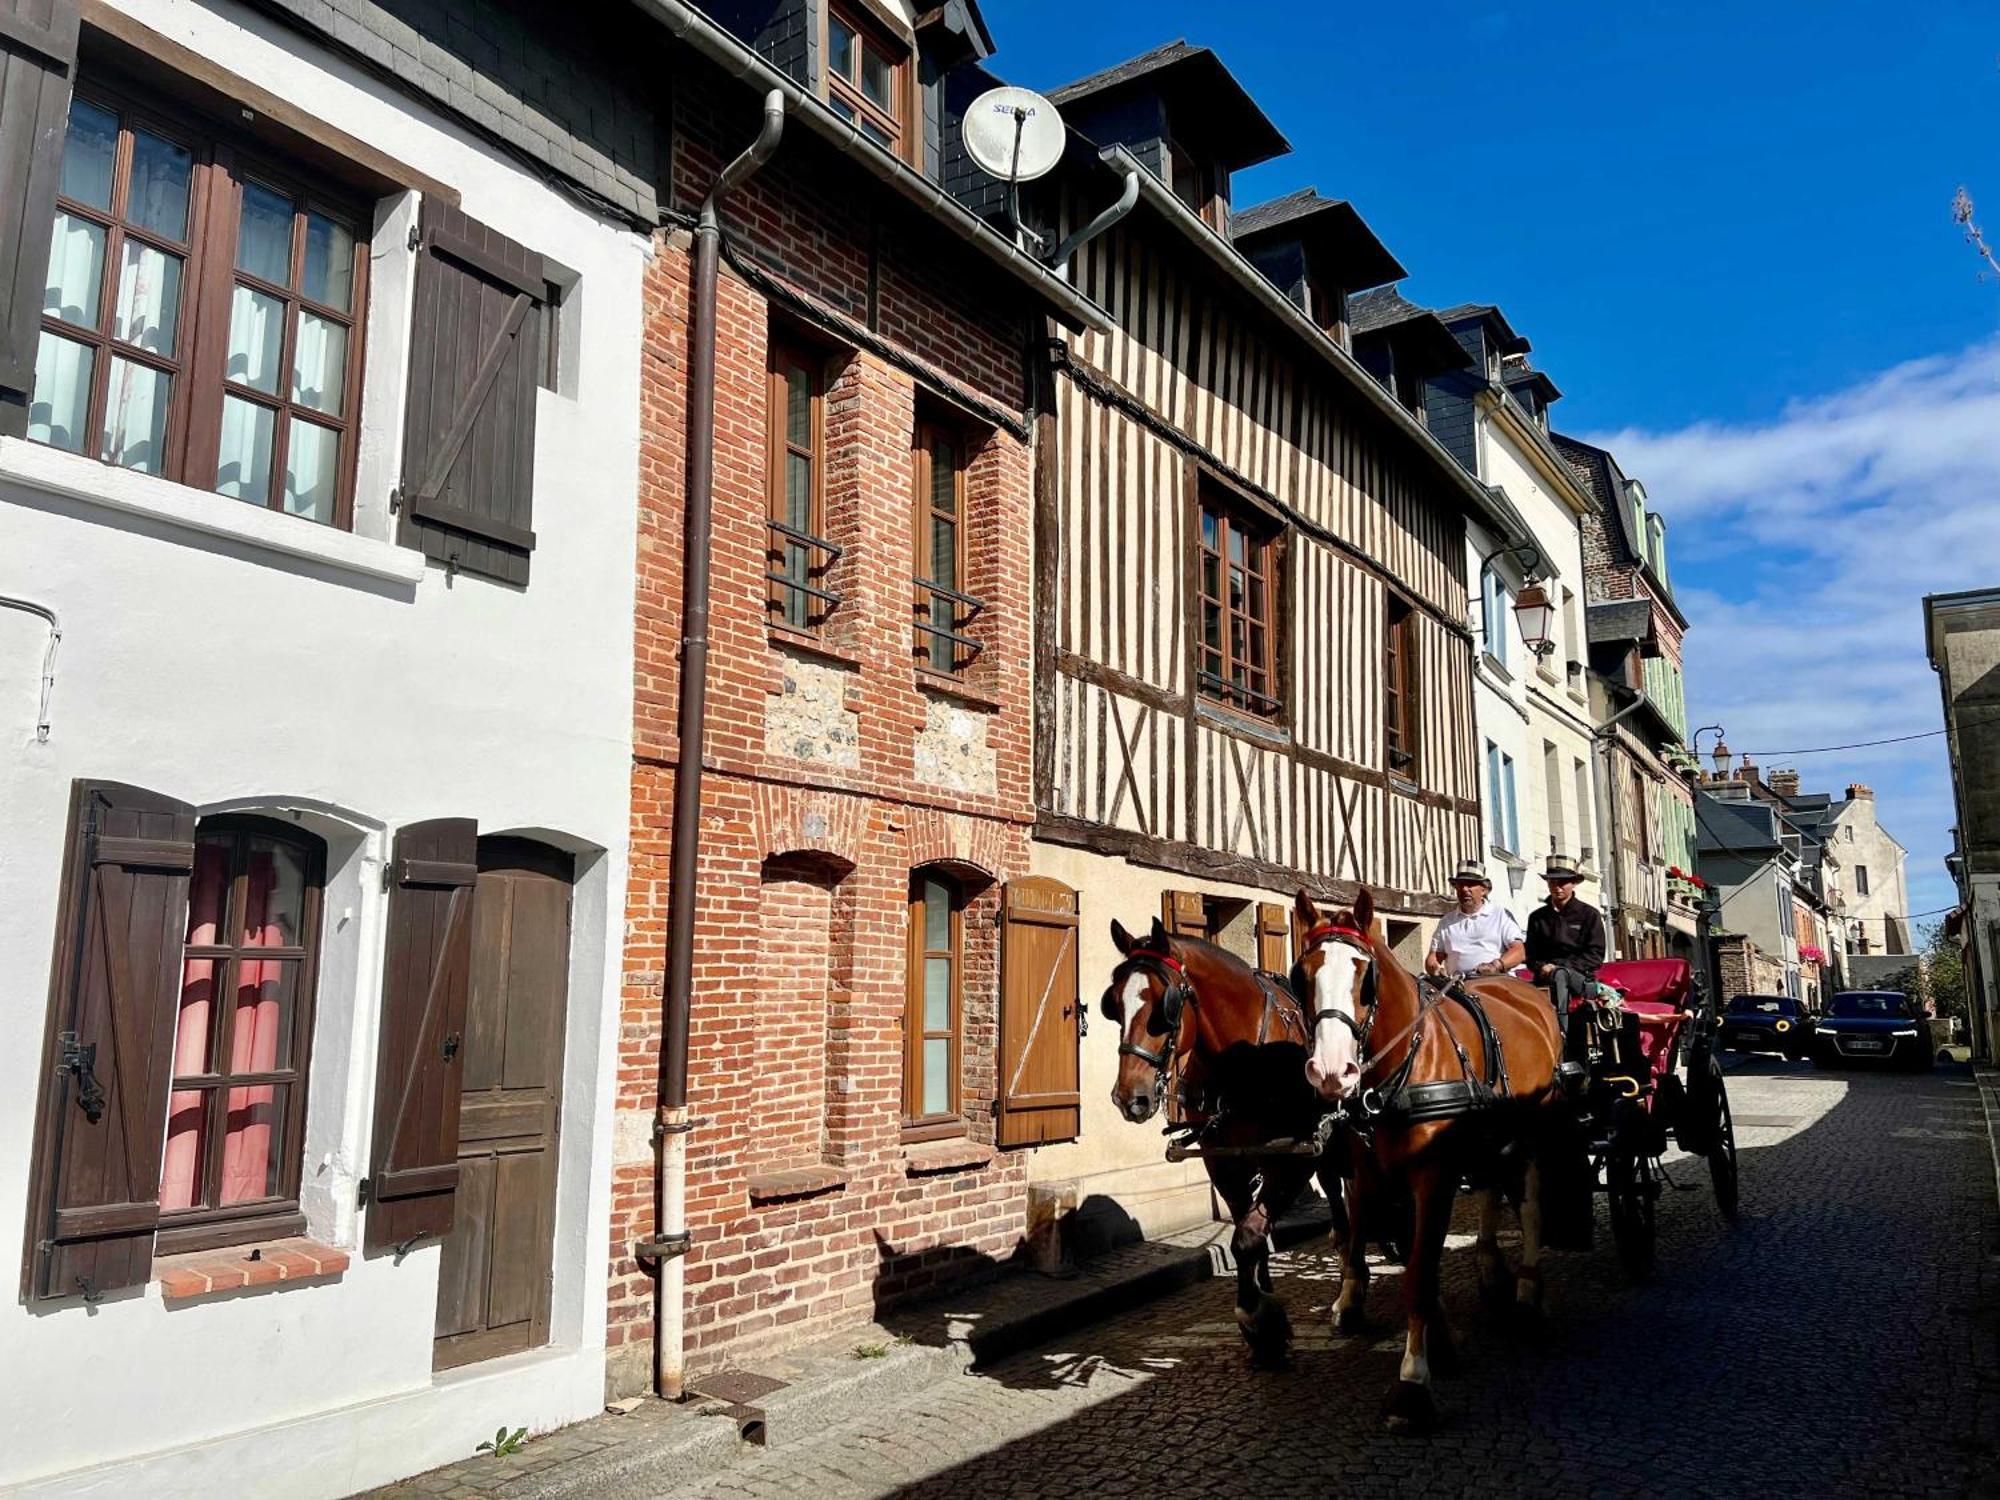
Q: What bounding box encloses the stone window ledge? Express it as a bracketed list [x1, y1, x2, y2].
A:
[156, 1236, 349, 1302]
[1, 439, 425, 588]
[903, 1139, 996, 1176]
[746, 1165, 849, 1204]
[915, 669, 1001, 711]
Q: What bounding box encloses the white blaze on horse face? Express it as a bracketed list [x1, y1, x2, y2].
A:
[1118, 970, 1150, 1034]
[1305, 950, 1367, 1099]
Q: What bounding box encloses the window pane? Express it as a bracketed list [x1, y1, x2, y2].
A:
[100, 358, 170, 473]
[59, 98, 118, 210]
[859, 116, 893, 149]
[861, 43, 895, 112]
[112, 240, 182, 354]
[27, 333, 93, 451]
[237, 182, 294, 284]
[285, 418, 340, 523]
[127, 130, 193, 241]
[924, 956, 951, 1033]
[175, 959, 220, 1076]
[43, 211, 105, 328]
[1228, 526, 1248, 567]
[241, 837, 310, 946]
[216, 394, 275, 505]
[232, 959, 299, 1072]
[300, 213, 354, 311]
[785, 450, 811, 529]
[928, 441, 957, 512]
[226, 284, 285, 393]
[921, 1039, 950, 1116]
[1201, 508, 1218, 550]
[828, 95, 856, 124]
[1201, 598, 1220, 651]
[929, 516, 956, 588]
[828, 16, 856, 80]
[220, 1082, 287, 1205]
[780, 542, 809, 629]
[186, 839, 231, 944]
[924, 878, 950, 949]
[291, 312, 347, 415]
[785, 363, 811, 446]
[160, 1090, 210, 1212]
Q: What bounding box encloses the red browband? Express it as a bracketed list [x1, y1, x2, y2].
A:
[1303, 922, 1366, 948]
[1130, 948, 1187, 974]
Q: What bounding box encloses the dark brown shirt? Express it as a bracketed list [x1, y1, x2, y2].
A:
[1525, 897, 1606, 980]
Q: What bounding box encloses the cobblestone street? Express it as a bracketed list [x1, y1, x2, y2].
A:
[383, 1060, 2000, 1499]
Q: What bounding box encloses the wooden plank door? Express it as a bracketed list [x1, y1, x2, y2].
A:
[433, 839, 570, 1370]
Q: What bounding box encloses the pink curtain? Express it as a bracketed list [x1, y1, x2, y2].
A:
[161, 844, 227, 1212]
[221, 848, 284, 1204]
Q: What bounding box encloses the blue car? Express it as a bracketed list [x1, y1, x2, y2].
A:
[1722, 993, 1811, 1060]
[1812, 990, 1931, 1070]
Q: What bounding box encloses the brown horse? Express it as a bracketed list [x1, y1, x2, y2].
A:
[1103, 915, 1346, 1369]
[1294, 887, 1565, 1433]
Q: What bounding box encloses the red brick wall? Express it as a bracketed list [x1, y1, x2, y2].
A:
[609, 91, 1042, 1391]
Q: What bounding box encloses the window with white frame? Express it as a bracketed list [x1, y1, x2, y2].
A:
[1481, 564, 1511, 669]
[1487, 740, 1519, 855]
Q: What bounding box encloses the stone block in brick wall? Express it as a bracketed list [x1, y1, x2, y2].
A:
[914, 693, 997, 795]
[766, 649, 861, 768]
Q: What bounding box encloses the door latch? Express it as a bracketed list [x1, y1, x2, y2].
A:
[58, 1032, 106, 1123]
[442, 1030, 462, 1063]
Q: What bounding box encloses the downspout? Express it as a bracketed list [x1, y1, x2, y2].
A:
[0, 594, 60, 742]
[1593, 686, 1651, 954]
[654, 88, 786, 1405]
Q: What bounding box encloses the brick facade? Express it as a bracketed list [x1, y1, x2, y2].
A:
[608, 74, 1045, 1394]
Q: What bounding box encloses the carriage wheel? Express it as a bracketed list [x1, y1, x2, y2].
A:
[1708, 1084, 1740, 1222]
[1606, 1153, 1656, 1280]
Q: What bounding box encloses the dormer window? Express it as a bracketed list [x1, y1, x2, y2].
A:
[1165, 137, 1224, 230]
[826, 3, 910, 161]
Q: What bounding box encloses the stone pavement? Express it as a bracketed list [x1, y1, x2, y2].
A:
[373, 1060, 2000, 1499]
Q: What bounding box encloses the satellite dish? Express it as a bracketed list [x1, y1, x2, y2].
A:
[961, 86, 1066, 184]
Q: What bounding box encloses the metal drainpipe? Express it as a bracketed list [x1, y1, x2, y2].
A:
[1593, 687, 1651, 952]
[0, 595, 60, 742]
[655, 88, 786, 1405]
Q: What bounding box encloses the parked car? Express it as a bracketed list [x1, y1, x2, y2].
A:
[1722, 993, 1812, 1059]
[1812, 990, 1932, 1070]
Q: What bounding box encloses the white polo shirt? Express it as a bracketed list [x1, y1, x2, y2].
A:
[1429, 902, 1526, 977]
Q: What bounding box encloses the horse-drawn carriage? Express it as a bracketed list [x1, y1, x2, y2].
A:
[1567, 957, 1740, 1277]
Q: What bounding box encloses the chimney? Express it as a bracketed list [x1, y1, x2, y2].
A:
[1769, 768, 1801, 798]
[1737, 757, 1759, 787]
[1846, 783, 1873, 801]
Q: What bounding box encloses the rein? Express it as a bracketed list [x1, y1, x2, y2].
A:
[1116, 949, 1192, 1073]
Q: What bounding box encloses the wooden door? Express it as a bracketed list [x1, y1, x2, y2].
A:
[433, 839, 570, 1370]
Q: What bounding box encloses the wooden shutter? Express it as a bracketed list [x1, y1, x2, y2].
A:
[367, 817, 477, 1251]
[1161, 889, 1207, 938]
[1257, 902, 1291, 973]
[398, 198, 544, 585]
[997, 877, 1080, 1148]
[0, 0, 79, 438]
[22, 780, 193, 1302]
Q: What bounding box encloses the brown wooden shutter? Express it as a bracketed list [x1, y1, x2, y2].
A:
[22, 780, 193, 1302]
[1161, 889, 1207, 938]
[997, 878, 1081, 1148]
[1257, 902, 1291, 973]
[367, 817, 478, 1251]
[0, 0, 79, 438]
[398, 198, 544, 585]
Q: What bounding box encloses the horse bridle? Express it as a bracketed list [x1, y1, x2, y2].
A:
[1113, 949, 1196, 1078]
[1296, 921, 1377, 1047]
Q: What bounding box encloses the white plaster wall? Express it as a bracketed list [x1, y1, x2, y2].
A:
[1468, 414, 1598, 928]
[0, 1, 647, 1490]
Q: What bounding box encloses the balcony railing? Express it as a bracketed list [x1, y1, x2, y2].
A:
[767, 520, 843, 631]
[1198, 669, 1283, 717]
[912, 577, 986, 676]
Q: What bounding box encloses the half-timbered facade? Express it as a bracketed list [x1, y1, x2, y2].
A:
[1006, 43, 1519, 1242]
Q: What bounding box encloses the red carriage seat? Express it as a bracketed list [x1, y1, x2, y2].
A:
[1589, 959, 1694, 1082]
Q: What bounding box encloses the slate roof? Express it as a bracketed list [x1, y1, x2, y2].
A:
[1501, 356, 1562, 404]
[1229, 188, 1406, 291]
[1346, 287, 1475, 374]
[1050, 40, 1289, 170]
[1349, 285, 1430, 335]
[1435, 301, 1531, 356]
[1698, 794, 1781, 855]
[1552, 432, 1641, 561]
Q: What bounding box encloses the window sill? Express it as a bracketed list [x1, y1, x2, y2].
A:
[769, 623, 864, 670]
[746, 1164, 849, 1204]
[155, 1236, 349, 1302]
[0, 439, 425, 587]
[1194, 697, 1289, 746]
[1490, 845, 1528, 872]
[1480, 651, 1514, 683]
[915, 669, 1001, 710]
[903, 1138, 995, 1176]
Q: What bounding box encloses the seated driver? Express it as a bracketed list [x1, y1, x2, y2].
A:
[1423, 860, 1526, 981]
[1525, 854, 1607, 1042]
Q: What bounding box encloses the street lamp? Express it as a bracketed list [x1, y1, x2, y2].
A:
[1692, 724, 1732, 779]
[1511, 581, 1557, 659]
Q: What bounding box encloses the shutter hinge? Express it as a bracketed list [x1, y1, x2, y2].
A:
[357, 1176, 372, 1207]
[388, 484, 404, 515]
[408, 223, 421, 252]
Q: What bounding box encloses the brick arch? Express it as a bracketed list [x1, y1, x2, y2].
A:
[749, 784, 867, 868]
[897, 807, 1008, 886]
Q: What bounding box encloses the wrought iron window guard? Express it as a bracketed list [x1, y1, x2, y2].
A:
[767, 519, 844, 623]
[1197, 669, 1281, 716]
[913, 576, 986, 673]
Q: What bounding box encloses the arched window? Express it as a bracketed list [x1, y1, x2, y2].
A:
[159, 815, 324, 1252]
[904, 868, 965, 1134]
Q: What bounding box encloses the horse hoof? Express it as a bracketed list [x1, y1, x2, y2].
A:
[1381, 1381, 1439, 1435]
[1334, 1303, 1368, 1335]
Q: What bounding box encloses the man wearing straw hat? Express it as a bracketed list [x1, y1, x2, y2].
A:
[1424, 860, 1526, 981]
[1525, 853, 1607, 1031]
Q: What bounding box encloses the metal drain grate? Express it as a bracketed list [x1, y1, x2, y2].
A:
[690, 1369, 788, 1405]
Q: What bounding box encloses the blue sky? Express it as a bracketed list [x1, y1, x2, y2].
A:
[989, 0, 2000, 937]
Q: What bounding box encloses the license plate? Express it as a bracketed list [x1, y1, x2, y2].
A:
[1846, 1038, 1885, 1052]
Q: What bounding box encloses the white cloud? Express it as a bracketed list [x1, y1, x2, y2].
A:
[1583, 335, 2000, 938]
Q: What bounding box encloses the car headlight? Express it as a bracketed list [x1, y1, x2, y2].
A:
[1892, 1027, 1919, 1038]
[1775, 1020, 1791, 1033]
